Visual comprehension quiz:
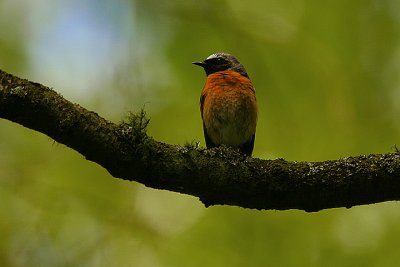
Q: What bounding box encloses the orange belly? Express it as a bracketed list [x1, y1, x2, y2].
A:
[201, 71, 257, 147]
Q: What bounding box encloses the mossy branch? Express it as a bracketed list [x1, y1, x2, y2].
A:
[1, 69, 400, 212]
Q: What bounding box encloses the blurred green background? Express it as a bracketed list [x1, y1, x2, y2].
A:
[1, 0, 400, 266]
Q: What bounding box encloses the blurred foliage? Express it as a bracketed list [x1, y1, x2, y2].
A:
[1, 0, 400, 266]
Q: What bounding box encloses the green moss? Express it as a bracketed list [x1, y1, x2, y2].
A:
[119, 108, 150, 142]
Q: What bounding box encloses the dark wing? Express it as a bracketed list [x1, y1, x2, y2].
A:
[240, 132, 255, 156]
[203, 122, 216, 148]
[200, 94, 205, 119]
[200, 93, 216, 148]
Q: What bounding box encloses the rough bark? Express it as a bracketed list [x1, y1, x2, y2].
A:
[1, 69, 399, 212]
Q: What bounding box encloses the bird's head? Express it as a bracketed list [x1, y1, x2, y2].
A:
[193, 52, 248, 77]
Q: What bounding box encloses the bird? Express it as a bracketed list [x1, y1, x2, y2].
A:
[193, 52, 258, 156]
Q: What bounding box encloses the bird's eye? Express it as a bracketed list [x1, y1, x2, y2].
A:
[213, 58, 225, 64]
[205, 57, 227, 65]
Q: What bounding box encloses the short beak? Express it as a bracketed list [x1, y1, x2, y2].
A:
[192, 61, 206, 67]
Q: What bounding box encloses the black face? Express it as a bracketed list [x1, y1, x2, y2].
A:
[193, 53, 249, 77]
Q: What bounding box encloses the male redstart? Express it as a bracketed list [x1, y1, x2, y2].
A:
[193, 52, 257, 156]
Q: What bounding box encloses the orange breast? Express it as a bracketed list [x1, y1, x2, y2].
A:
[201, 70, 257, 147]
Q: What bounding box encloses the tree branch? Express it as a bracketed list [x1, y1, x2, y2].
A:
[1, 69, 399, 212]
